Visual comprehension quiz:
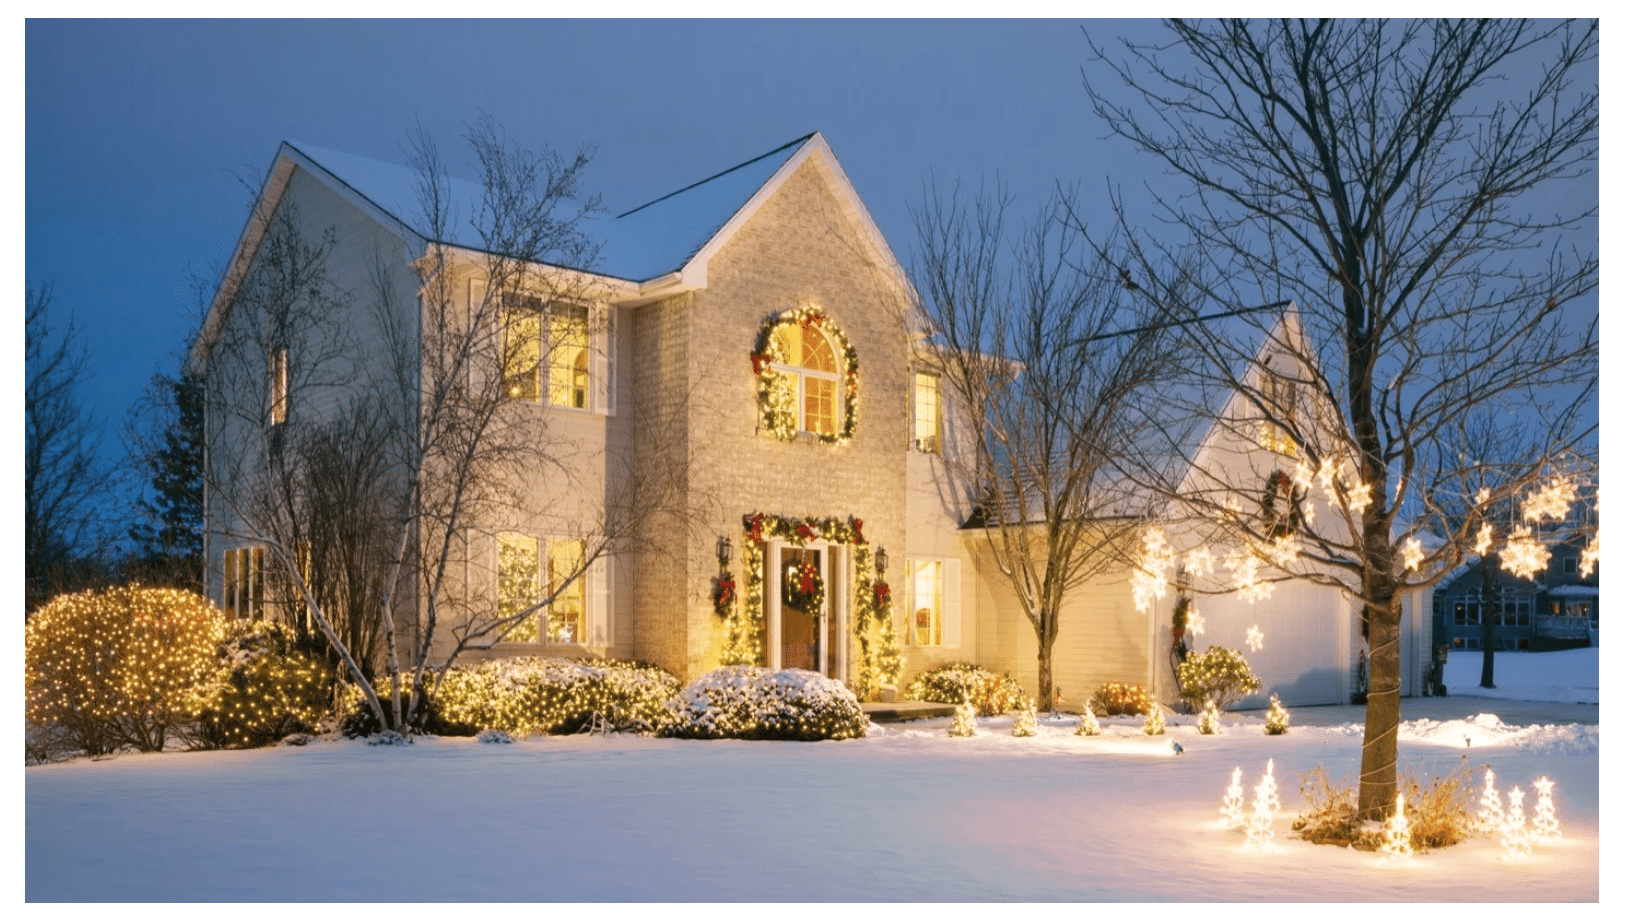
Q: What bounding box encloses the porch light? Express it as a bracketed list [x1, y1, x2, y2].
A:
[875, 545, 888, 575]
[716, 535, 732, 568]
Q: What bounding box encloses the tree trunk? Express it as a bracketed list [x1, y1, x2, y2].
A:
[1479, 554, 1498, 688]
[1357, 529, 1403, 821]
[1037, 625, 1055, 712]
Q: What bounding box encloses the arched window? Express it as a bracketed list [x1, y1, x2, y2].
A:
[771, 322, 841, 436]
[751, 308, 860, 444]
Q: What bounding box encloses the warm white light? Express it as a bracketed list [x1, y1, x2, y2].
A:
[1291, 458, 1314, 492]
[1246, 625, 1265, 652]
[1130, 527, 1173, 614]
[1225, 548, 1274, 603]
[1184, 548, 1215, 579]
[1474, 522, 1494, 557]
[1345, 483, 1371, 515]
[1501, 787, 1531, 861]
[1477, 768, 1505, 834]
[1379, 792, 1414, 865]
[1532, 776, 1562, 843]
[1501, 525, 1550, 579]
[1244, 759, 1281, 853]
[1219, 766, 1246, 829]
[1580, 532, 1599, 579]
[1268, 533, 1301, 568]
[1401, 536, 1424, 572]
[1185, 605, 1206, 638]
[1523, 476, 1577, 524]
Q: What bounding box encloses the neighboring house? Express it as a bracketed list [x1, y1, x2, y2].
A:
[1432, 541, 1599, 652]
[195, 131, 1430, 710]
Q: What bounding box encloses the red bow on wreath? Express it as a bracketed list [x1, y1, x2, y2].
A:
[849, 516, 865, 545]
[798, 564, 817, 596]
[716, 576, 736, 607]
[873, 581, 891, 610]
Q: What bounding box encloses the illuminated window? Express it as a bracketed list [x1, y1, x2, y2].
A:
[910, 559, 942, 646]
[223, 546, 265, 619]
[502, 297, 542, 401]
[497, 533, 585, 645]
[268, 347, 289, 425]
[772, 322, 841, 437]
[1256, 364, 1297, 456]
[913, 372, 941, 454]
[547, 304, 589, 409]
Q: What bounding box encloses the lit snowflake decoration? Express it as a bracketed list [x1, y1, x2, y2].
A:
[1345, 483, 1371, 515]
[1523, 475, 1577, 523]
[1225, 548, 1274, 603]
[1246, 625, 1265, 652]
[1302, 500, 1316, 525]
[1185, 604, 1206, 637]
[1129, 526, 1173, 614]
[1400, 536, 1424, 573]
[1580, 531, 1599, 579]
[1221, 495, 1244, 521]
[1474, 522, 1494, 557]
[1291, 457, 1315, 492]
[1501, 525, 1550, 580]
[1184, 548, 1215, 579]
[1314, 455, 1338, 489]
[1268, 533, 1301, 568]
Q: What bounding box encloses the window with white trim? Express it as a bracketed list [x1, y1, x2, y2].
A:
[223, 546, 265, 619]
[268, 347, 289, 426]
[772, 322, 841, 436]
[500, 292, 591, 410]
[1256, 362, 1297, 456]
[912, 371, 941, 454]
[910, 559, 943, 646]
[497, 533, 586, 645]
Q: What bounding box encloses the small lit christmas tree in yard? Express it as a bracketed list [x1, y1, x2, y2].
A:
[949, 694, 977, 738]
[1477, 767, 1505, 835]
[1197, 700, 1222, 735]
[1378, 792, 1414, 866]
[1219, 766, 1246, 829]
[1501, 786, 1531, 861]
[1143, 701, 1167, 735]
[1012, 699, 1039, 737]
[1264, 694, 1289, 735]
[1075, 705, 1101, 736]
[1245, 759, 1282, 852]
[1533, 776, 1562, 843]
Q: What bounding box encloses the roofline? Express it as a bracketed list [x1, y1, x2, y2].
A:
[615, 133, 816, 220]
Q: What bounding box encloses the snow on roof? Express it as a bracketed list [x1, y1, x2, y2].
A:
[1547, 584, 1599, 598]
[286, 134, 814, 284]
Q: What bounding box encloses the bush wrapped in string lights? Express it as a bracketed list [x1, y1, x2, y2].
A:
[1176, 645, 1262, 712]
[25, 586, 226, 755]
[907, 663, 1029, 717]
[186, 618, 333, 750]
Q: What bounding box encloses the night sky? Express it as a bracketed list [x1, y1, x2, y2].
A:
[23, 18, 1607, 533]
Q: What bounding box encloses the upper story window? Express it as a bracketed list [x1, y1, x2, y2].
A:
[912, 371, 941, 454]
[772, 322, 840, 436]
[502, 293, 590, 410]
[268, 347, 289, 426]
[750, 307, 860, 445]
[1256, 362, 1298, 456]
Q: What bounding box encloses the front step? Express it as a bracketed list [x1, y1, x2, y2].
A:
[863, 701, 956, 723]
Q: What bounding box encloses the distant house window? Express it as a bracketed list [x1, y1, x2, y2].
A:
[913, 372, 942, 454]
[1452, 593, 1481, 626]
[268, 347, 289, 425]
[772, 322, 841, 437]
[910, 559, 942, 646]
[1563, 556, 1578, 575]
[223, 546, 265, 619]
[497, 533, 586, 645]
[1256, 363, 1298, 456]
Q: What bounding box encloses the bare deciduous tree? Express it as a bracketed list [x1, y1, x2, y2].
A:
[25, 285, 121, 613]
[1085, 18, 1598, 818]
[909, 182, 1176, 709]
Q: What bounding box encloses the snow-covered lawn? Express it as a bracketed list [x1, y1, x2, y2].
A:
[27, 649, 1602, 902]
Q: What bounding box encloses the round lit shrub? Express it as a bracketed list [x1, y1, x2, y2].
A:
[1088, 682, 1153, 716]
[424, 656, 682, 737]
[663, 667, 868, 741]
[25, 586, 225, 754]
[1176, 645, 1263, 711]
[188, 619, 334, 749]
[907, 663, 1029, 717]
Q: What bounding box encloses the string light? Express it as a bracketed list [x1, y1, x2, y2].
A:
[1076, 705, 1102, 737]
[1197, 700, 1222, 735]
[1264, 693, 1289, 735]
[1219, 766, 1246, 829]
[1142, 701, 1167, 736]
[1500, 787, 1531, 861]
[1378, 792, 1414, 865]
[1011, 699, 1039, 737]
[1245, 759, 1281, 853]
[1532, 777, 1562, 843]
[949, 693, 977, 738]
[1477, 767, 1505, 835]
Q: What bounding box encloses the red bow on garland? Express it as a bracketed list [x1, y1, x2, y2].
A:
[796, 521, 819, 543]
[744, 512, 765, 544]
[750, 352, 772, 375]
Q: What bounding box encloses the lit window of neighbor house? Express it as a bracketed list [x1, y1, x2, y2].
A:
[268, 347, 289, 426]
[1256, 364, 1298, 456]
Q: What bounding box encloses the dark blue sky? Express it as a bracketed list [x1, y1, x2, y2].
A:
[25, 19, 1603, 528]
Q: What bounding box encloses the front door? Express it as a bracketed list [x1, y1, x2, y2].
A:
[780, 547, 821, 670]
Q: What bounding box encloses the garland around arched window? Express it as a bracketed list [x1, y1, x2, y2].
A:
[750, 307, 859, 444]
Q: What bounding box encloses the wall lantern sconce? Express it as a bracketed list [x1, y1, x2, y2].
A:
[875, 545, 888, 576]
[716, 535, 732, 568]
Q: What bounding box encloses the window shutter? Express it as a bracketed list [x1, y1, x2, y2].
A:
[943, 557, 962, 647]
[589, 552, 610, 647]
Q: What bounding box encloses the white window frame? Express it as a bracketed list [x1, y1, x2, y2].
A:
[495, 532, 594, 647]
[771, 322, 843, 438]
[474, 279, 609, 415]
[268, 347, 289, 426]
[912, 370, 942, 454]
[1255, 361, 1298, 457]
[223, 546, 265, 619]
[906, 557, 961, 648]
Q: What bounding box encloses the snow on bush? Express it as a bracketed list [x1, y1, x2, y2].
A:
[429, 656, 681, 736]
[1088, 682, 1151, 716]
[1175, 646, 1262, 711]
[475, 728, 513, 744]
[907, 663, 1029, 717]
[663, 666, 868, 741]
[25, 586, 225, 755]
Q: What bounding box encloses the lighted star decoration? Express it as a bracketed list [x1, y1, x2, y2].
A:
[1400, 536, 1424, 573]
[1185, 604, 1207, 637]
[1580, 531, 1599, 579]
[1225, 548, 1274, 603]
[1501, 524, 1551, 580]
[1129, 526, 1173, 614]
[1474, 522, 1495, 557]
[1184, 548, 1215, 579]
[1246, 625, 1265, 651]
[1314, 455, 1338, 489]
[1302, 500, 1317, 525]
[1523, 475, 1577, 523]
[1291, 457, 1315, 492]
[1345, 483, 1372, 515]
[1268, 533, 1301, 568]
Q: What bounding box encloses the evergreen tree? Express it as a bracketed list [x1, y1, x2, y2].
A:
[127, 372, 204, 588]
